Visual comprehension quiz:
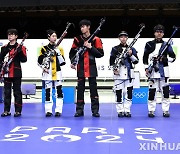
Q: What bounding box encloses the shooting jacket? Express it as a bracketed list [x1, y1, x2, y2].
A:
[0, 42, 27, 78]
[69, 35, 104, 77]
[38, 43, 65, 81]
[110, 43, 139, 80]
[143, 39, 176, 78]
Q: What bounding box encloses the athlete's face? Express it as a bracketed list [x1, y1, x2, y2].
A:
[8, 33, 18, 41]
[80, 25, 90, 34]
[48, 33, 57, 44]
[119, 35, 128, 44]
[154, 30, 164, 39]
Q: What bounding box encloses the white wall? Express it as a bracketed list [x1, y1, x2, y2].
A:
[0, 38, 179, 80]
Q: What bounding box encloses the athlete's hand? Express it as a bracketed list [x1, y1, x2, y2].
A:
[70, 64, 76, 70]
[145, 68, 149, 76]
[113, 69, 119, 75]
[160, 56, 168, 63]
[128, 49, 132, 56]
[43, 68, 49, 74]
[84, 41, 92, 49]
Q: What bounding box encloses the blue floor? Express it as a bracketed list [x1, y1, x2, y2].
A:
[0, 102, 180, 154]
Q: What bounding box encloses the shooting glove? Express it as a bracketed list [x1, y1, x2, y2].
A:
[161, 56, 168, 63]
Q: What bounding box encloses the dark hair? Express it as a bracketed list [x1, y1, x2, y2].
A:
[7, 29, 18, 35]
[118, 31, 128, 37]
[154, 24, 165, 32]
[79, 19, 91, 27]
[46, 29, 56, 38]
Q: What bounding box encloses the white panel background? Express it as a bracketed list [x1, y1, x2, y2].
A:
[0, 38, 179, 80]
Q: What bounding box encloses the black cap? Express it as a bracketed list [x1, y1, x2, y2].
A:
[7, 29, 18, 35]
[118, 31, 128, 37]
[154, 24, 165, 32]
[46, 29, 56, 37]
[79, 19, 91, 27]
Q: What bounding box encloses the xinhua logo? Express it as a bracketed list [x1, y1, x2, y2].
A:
[139, 143, 180, 151]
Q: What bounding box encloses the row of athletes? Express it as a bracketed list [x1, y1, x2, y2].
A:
[0, 19, 176, 118]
